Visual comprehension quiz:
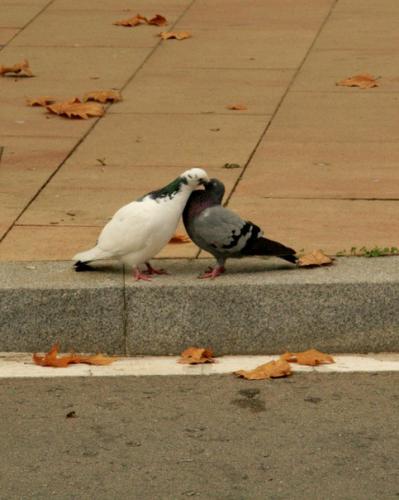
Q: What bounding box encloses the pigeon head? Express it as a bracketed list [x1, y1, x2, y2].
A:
[181, 168, 209, 188]
[205, 178, 225, 203]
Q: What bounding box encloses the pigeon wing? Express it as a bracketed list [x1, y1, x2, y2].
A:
[96, 200, 156, 257]
[192, 206, 261, 255]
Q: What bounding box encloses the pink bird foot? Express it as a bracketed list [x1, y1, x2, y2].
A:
[144, 262, 169, 276]
[198, 265, 225, 279]
[133, 267, 152, 281]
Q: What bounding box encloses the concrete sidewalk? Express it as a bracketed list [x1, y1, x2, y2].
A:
[1, 0, 399, 260]
[1, 1, 399, 355]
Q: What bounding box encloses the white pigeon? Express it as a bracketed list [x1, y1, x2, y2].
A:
[73, 167, 209, 280]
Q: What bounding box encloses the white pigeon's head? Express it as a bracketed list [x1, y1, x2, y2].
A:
[181, 168, 209, 188]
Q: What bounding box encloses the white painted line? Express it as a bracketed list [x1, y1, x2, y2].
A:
[0, 353, 399, 378]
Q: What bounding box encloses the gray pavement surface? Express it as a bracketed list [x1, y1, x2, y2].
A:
[1, 257, 399, 354]
[1, 373, 398, 499]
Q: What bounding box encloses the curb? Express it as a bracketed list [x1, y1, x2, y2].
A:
[1, 257, 399, 355]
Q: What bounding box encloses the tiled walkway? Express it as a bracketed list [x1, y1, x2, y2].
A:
[1, 0, 399, 260]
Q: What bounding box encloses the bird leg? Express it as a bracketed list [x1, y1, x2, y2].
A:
[199, 264, 225, 279]
[144, 262, 169, 276]
[133, 266, 152, 281]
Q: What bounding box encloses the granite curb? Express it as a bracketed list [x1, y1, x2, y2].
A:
[1, 257, 398, 355]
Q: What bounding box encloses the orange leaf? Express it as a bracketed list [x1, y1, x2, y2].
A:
[298, 249, 333, 267]
[336, 73, 379, 89]
[26, 96, 56, 107]
[113, 13, 167, 27]
[178, 347, 215, 364]
[0, 59, 33, 77]
[281, 349, 334, 366]
[147, 14, 167, 26]
[33, 344, 118, 368]
[234, 358, 292, 380]
[47, 99, 104, 119]
[159, 31, 191, 40]
[226, 104, 247, 111]
[169, 233, 191, 244]
[83, 89, 122, 103]
[113, 14, 147, 27]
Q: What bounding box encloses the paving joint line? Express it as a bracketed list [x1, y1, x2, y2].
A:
[0, 0, 56, 52]
[0, 0, 197, 245]
[223, 0, 340, 209]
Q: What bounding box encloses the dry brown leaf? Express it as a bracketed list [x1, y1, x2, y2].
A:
[298, 249, 333, 267]
[33, 344, 117, 368]
[26, 96, 56, 107]
[147, 14, 167, 26]
[47, 99, 104, 119]
[169, 233, 191, 244]
[234, 358, 292, 380]
[114, 13, 167, 27]
[83, 89, 122, 103]
[159, 31, 191, 40]
[281, 349, 334, 366]
[336, 73, 379, 89]
[113, 14, 147, 26]
[0, 59, 33, 77]
[179, 347, 215, 364]
[227, 104, 247, 111]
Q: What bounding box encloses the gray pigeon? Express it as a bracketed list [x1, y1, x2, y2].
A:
[183, 178, 297, 278]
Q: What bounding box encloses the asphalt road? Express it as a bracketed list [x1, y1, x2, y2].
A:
[1, 373, 398, 500]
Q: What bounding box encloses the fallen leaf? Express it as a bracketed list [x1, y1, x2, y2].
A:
[113, 14, 147, 27]
[26, 96, 55, 107]
[179, 347, 215, 364]
[83, 89, 122, 103]
[234, 358, 292, 380]
[47, 99, 104, 119]
[114, 13, 167, 27]
[298, 249, 333, 267]
[147, 14, 167, 26]
[281, 349, 334, 366]
[33, 344, 118, 368]
[169, 233, 191, 243]
[0, 59, 33, 77]
[159, 31, 191, 40]
[226, 104, 247, 111]
[336, 73, 379, 89]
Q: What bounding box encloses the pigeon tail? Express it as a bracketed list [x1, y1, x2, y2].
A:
[243, 236, 297, 263]
[73, 246, 110, 264]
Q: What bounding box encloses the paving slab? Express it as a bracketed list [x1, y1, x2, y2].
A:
[119, 68, 292, 115]
[266, 92, 399, 143]
[178, 0, 334, 29]
[0, 28, 19, 45]
[17, 165, 240, 226]
[149, 28, 318, 70]
[48, 0, 191, 12]
[29, 113, 268, 168]
[292, 48, 399, 93]
[1, 258, 399, 354]
[0, 135, 77, 238]
[237, 141, 399, 199]
[11, 10, 178, 48]
[315, 10, 399, 51]
[0, 46, 151, 96]
[0, 3, 48, 28]
[227, 196, 399, 254]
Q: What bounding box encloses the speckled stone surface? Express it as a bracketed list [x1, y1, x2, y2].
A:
[125, 257, 399, 355]
[0, 262, 124, 353]
[1, 257, 399, 354]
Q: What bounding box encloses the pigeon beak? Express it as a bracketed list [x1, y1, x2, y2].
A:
[199, 178, 209, 186]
